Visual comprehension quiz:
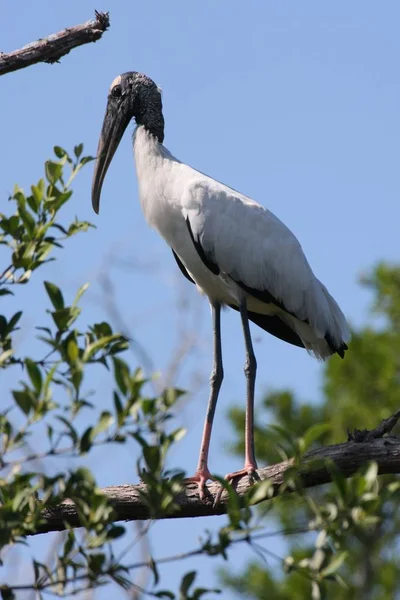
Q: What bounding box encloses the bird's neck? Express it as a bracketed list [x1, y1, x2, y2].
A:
[133, 126, 170, 198]
[133, 125, 177, 165]
[133, 125, 165, 161]
[133, 126, 178, 230]
[136, 104, 165, 143]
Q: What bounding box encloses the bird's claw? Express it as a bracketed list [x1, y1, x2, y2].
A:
[214, 463, 259, 506]
[183, 468, 215, 501]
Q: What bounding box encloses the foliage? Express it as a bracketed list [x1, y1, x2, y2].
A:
[1, 148, 399, 600]
[224, 264, 400, 599]
[0, 149, 218, 598]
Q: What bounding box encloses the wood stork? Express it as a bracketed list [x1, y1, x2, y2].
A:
[92, 72, 350, 499]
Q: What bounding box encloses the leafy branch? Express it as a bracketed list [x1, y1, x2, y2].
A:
[21, 412, 400, 535]
[2, 146, 400, 600]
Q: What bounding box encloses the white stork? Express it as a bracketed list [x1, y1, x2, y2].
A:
[92, 72, 350, 499]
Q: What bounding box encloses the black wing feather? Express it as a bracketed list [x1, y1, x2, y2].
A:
[230, 305, 305, 349]
[181, 220, 346, 358]
[171, 249, 195, 284]
[185, 217, 220, 275]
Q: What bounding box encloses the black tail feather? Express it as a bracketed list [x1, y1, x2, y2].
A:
[325, 331, 348, 359]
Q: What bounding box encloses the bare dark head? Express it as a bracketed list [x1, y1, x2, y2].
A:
[91, 72, 164, 213]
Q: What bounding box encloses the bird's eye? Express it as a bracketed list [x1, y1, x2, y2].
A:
[111, 85, 122, 98]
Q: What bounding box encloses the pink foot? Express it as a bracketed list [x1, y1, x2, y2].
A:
[183, 468, 215, 501]
[214, 463, 259, 505]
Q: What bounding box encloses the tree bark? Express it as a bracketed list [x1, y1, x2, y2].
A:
[0, 11, 109, 76]
[35, 433, 400, 536]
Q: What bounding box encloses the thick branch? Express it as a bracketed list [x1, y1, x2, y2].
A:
[0, 11, 109, 76]
[36, 434, 400, 536]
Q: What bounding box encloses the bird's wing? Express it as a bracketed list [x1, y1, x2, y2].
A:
[172, 249, 195, 283]
[181, 176, 341, 339]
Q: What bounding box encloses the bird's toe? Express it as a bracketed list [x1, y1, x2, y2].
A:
[214, 463, 259, 505]
[183, 468, 215, 501]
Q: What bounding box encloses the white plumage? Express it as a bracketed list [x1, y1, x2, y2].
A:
[133, 126, 349, 360]
[92, 72, 350, 499]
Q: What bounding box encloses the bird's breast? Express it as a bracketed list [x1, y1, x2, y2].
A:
[138, 189, 236, 304]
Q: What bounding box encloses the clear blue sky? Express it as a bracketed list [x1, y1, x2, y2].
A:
[1, 1, 399, 597]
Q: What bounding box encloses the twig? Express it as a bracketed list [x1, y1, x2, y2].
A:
[32, 410, 400, 536]
[0, 10, 110, 76]
[348, 409, 400, 442]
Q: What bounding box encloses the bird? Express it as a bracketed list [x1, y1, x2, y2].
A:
[92, 71, 350, 499]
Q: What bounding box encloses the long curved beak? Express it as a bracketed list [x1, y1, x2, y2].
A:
[91, 100, 131, 214]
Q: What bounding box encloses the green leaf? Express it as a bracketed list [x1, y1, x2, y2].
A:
[225, 480, 244, 529]
[42, 361, 59, 401]
[169, 427, 186, 444]
[67, 220, 94, 236]
[31, 183, 44, 206]
[56, 416, 78, 444]
[93, 322, 113, 338]
[46, 190, 73, 211]
[80, 426, 93, 453]
[44, 281, 64, 310]
[327, 460, 348, 503]
[268, 424, 297, 452]
[1, 585, 16, 600]
[0, 215, 20, 237]
[154, 592, 175, 599]
[148, 557, 159, 586]
[13, 390, 34, 415]
[163, 387, 186, 408]
[51, 307, 80, 331]
[45, 161, 62, 184]
[67, 339, 79, 362]
[0, 315, 7, 337]
[364, 461, 378, 486]
[74, 143, 83, 158]
[113, 357, 130, 395]
[7, 311, 22, 333]
[54, 146, 67, 159]
[72, 282, 90, 308]
[113, 391, 123, 423]
[193, 588, 221, 599]
[91, 411, 114, 439]
[142, 398, 155, 415]
[143, 446, 161, 472]
[18, 205, 36, 238]
[302, 423, 331, 450]
[180, 571, 197, 597]
[80, 155, 95, 166]
[106, 525, 125, 540]
[83, 334, 123, 361]
[63, 531, 75, 556]
[25, 358, 42, 395]
[13, 186, 26, 209]
[320, 551, 348, 578]
[247, 479, 273, 505]
[0, 349, 14, 366]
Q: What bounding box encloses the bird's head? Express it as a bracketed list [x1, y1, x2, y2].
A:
[92, 71, 164, 214]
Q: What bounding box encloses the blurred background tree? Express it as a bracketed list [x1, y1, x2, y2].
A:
[2, 3, 400, 599]
[2, 147, 400, 599]
[224, 263, 400, 599]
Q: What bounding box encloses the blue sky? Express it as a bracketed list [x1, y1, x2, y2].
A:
[1, 1, 400, 597]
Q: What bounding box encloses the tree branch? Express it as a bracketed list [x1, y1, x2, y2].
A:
[0, 10, 110, 76]
[35, 414, 400, 536]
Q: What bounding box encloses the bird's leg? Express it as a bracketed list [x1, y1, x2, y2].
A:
[219, 297, 258, 492]
[184, 301, 223, 500]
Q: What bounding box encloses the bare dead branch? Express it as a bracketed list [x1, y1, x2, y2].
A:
[34, 426, 400, 536]
[0, 10, 110, 76]
[348, 408, 400, 442]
